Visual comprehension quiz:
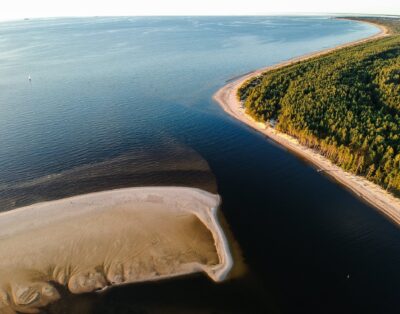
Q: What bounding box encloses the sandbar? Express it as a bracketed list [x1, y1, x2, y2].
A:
[0, 187, 233, 313]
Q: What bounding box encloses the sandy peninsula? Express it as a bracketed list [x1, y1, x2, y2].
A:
[0, 187, 233, 314]
[213, 20, 400, 225]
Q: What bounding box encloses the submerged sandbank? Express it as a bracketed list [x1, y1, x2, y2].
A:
[213, 20, 400, 224]
[0, 187, 233, 313]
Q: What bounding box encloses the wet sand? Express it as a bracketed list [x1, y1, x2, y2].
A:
[213, 20, 400, 224]
[0, 187, 233, 313]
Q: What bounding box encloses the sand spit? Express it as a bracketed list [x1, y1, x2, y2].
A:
[0, 187, 233, 313]
[213, 21, 400, 224]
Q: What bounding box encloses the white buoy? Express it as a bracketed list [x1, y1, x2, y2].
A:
[28, 75, 31, 81]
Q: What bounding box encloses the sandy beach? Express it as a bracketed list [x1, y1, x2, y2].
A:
[213, 20, 400, 225]
[0, 187, 233, 314]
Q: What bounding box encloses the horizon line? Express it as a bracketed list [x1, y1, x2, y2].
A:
[0, 13, 399, 23]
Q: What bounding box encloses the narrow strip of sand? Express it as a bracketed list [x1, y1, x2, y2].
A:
[0, 187, 233, 314]
[213, 20, 400, 225]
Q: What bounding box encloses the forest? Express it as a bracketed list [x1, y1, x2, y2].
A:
[238, 17, 400, 195]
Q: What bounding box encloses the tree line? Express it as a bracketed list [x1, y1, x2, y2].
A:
[238, 18, 400, 195]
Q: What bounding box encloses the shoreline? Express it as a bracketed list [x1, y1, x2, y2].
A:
[213, 19, 400, 225]
[0, 186, 233, 282]
[0, 187, 233, 313]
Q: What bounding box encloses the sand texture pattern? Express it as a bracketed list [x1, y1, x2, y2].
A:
[0, 187, 232, 313]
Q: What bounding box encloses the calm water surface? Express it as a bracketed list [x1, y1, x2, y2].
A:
[1, 16, 399, 314]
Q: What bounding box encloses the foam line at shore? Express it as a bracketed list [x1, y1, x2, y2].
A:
[213, 20, 400, 225]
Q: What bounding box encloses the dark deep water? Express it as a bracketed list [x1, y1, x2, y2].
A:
[1, 16, 400, 314]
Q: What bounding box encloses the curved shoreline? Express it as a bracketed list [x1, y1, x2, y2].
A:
[0, 187, 233, 313]
[213, 19, 400, 225]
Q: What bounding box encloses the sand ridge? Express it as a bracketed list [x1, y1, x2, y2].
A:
[213, 20, 400, 224]
[0, 187, 233, 313]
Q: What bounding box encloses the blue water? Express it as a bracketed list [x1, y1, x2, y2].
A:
[0, 16, 378, 186]
[1, 16, 400, 314]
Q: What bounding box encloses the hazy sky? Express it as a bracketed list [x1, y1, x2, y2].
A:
[1, 0, 399, 21]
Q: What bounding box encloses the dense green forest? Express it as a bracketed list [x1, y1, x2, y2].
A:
[238, 17, 400, 195]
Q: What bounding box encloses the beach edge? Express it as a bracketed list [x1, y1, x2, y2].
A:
[213, 18, 400, 225]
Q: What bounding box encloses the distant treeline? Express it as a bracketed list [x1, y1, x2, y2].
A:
[238, 17, 400, 195]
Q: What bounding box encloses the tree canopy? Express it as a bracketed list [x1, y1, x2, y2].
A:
[238, 18, 400, 195]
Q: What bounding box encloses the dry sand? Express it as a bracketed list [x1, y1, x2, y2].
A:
[0, 187, 233, 313]
[213, 20, 400, 225]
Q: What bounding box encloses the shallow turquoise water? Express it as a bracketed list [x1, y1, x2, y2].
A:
[2, 17, 400, 314]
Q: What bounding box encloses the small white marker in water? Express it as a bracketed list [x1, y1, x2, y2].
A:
[346, 274, 350, 279]
[28, 74, 31, 81]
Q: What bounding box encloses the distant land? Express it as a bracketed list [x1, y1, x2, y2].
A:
[215, 17, 400, 223]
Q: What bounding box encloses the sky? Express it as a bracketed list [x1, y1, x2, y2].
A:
[1, 0, 399, 21]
